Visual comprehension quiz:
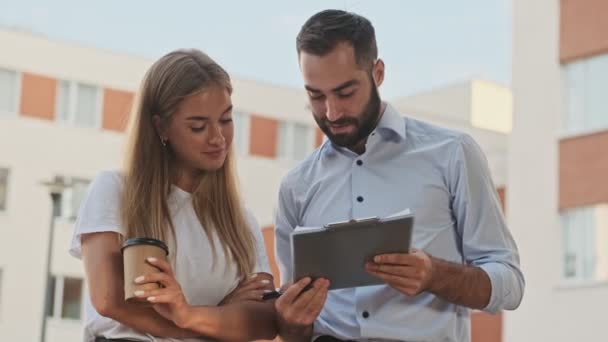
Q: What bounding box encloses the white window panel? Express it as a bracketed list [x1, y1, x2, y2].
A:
[60, 177, 90, 220]
[61, 277, 83, 320]
[277, 122, 291, 160]
[75, 83, 99, 128]
[56, 80, 101, 128]
[562, 62, 585, 134]
[0, 168, 8, 211]
[233, 110, 250, 155]
[56, 80, 71, 123]
[584, 54, 608, 130]
[0, 68, 18, 116]
[293, 123, 313, 160]
[277, 121, 314, 162]
[47, 275, 84, 321]
[561, 205, 608, 283]
[562, 53, 608, 135]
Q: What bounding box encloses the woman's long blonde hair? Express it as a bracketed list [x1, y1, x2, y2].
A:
[120, 49, 255, 279]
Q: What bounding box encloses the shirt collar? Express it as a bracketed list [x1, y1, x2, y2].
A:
[375, 102, 406, 141]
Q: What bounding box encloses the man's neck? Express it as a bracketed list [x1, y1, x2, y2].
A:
[347, 102, 387, 155]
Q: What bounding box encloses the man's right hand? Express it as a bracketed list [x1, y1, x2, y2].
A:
[275, 277, 330, 341]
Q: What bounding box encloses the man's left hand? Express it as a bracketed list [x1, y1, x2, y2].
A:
[365, 249, 435, 296]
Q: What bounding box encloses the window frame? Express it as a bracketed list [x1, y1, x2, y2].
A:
[0, 67, 21, 118]
[55, 80, 103, 129]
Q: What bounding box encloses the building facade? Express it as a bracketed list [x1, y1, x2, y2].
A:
[0, 28, 510, 341]
[506, 0, 608, 341]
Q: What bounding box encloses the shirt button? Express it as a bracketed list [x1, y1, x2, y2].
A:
[356, 160, 363, 166]
[357, 196, 364, 202]
[362, 311, 370, 318]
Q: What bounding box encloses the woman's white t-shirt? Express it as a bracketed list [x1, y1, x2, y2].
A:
[69, 170, 271, 342]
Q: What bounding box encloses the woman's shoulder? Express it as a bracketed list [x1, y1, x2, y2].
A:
[85, 170, 125, 200]
[90, 170, 123, 189]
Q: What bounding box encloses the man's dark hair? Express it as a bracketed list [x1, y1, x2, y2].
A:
[296, 9, 378, 69]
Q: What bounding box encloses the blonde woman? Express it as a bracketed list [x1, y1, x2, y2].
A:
[69, 49, 277, 342]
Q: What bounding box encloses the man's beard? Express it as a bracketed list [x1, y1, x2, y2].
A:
[314, 82, 382, 149]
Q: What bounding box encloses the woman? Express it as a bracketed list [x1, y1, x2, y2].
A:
[69, 49, 277, 342]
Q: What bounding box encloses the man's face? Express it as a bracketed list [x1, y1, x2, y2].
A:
[299, 42, 383, 149]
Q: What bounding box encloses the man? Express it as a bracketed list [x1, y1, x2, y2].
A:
[274, 9, 524, 342]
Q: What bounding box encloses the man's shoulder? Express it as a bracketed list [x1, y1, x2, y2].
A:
[280, 143, 326, 190]
[404, 116, 467, 144]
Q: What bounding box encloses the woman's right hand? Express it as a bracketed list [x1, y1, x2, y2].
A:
[219, 272, 276, 305]
[134, 257, 191, 327]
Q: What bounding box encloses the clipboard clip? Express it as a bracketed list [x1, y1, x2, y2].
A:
[323, 216, 380, 229]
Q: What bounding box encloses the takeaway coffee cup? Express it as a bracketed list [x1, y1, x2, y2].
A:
[121, 237, 169, 303]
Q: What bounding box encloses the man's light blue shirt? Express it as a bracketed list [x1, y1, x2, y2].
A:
[274, 103, 524, 342]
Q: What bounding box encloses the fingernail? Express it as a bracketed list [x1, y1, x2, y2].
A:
[374, 256, 381, 262]
[250, 273, 258, 278]
[134, 276, 144, 283]
[261, 279, 271, 284]
[147, 296, 156, 302]
[264, 289, 273, 293]
[147, 257, 157, 262]
[134, 290, 145, 297]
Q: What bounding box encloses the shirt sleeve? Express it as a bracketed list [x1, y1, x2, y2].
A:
[69, 170, 125, 259]
[244, 208, 272, 274]
[274, 176, 300, 285]
[449, 134, 525, 313]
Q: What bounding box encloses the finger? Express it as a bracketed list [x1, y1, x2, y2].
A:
[365, 263, 418, 278]
[279, 282, 292, 293]
[292, 278, 328, 311]
[233, 290, 268, 302]
[134, 272, 175, 288]
[146, 293, 179, 304]
[276, 277, 311, 307]
[146, 257, 174, 277]
[234, 278, 274, 294]
[366, 269, 419, 289]
[373, 253, 414, 265]
[301, 279, 330, 319]
[134, 287, 180, 299]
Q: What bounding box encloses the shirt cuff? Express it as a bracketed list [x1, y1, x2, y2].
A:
[479, 262, 512, 314]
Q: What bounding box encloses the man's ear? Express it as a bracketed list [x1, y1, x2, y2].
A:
[372, 59, 385, 88]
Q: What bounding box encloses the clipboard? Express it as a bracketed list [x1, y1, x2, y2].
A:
[290, 212, 414, 290]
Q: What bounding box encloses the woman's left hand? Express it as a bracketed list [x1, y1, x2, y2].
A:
[134, 257, 190, 327]
[219, 272, 275, 305]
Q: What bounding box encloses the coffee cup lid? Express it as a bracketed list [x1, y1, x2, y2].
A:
[121, 238, 169, 255]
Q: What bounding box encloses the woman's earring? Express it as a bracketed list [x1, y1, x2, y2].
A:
[160, 136, 167, 147]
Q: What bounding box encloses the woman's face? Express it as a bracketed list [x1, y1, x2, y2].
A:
[161, 85, 234, 175]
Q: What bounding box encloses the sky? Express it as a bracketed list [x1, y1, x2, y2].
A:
[0, 0, 511, 99]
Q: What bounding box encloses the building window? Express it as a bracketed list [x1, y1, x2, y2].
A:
[47, 276, 83, 320]
[562, 53, 608, 134]
[59, 177, 90, 220]
[233, 110, 250, 155]
[277, 122, 314, 161]
[561, 205, 608, 283]
[0, 168, 9, 212]
[56, 80, 102, 128]
[0, 68, 18, 116]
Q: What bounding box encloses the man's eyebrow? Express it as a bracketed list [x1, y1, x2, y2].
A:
[304, 79, 359, 94]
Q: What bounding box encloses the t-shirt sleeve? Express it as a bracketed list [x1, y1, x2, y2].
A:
[69, 170, 125, 259]
[244, 208, 271, 274]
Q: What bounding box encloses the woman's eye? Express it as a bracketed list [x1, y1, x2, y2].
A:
[220, 118, 233, 124]
[191, 126, 205, 132]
